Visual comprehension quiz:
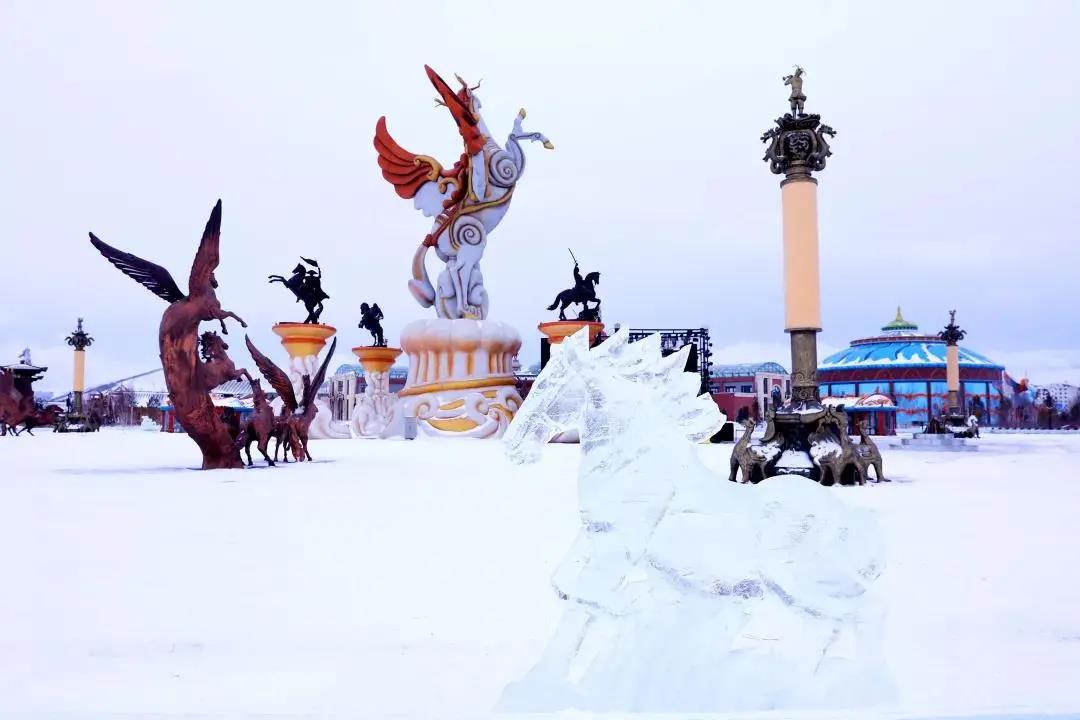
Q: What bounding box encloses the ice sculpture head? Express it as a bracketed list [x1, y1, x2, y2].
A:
[504, 327, 725, 463]
[503, 329, 590, 463]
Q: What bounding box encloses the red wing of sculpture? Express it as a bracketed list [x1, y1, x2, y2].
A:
[89, 234, 186, 304]
[244, 335, 298, 411]
[301, 337, 337, 412]
[188, 199, 222, 296]
[374, 117, 445, 200]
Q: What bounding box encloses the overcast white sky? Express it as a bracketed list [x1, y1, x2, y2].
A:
[2, 1, 1078, 390]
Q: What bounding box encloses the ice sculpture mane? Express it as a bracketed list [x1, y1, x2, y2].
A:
[502, 327, 889, 713]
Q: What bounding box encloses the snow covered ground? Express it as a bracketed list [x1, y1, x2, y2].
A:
[2, 430, 1079, 719]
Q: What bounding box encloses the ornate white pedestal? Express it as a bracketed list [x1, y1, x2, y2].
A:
[350, 346, 402, 438]
[271, 322, 351, 440]
[384, 318, 522, 439]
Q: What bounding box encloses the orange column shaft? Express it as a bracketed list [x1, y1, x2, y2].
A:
[946, 345, 960, 393]
[781, 178, 822, 331]
[73, 350, 86, 392]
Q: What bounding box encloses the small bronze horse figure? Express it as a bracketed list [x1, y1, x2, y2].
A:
[236, 376, 276, 466]
[198, 331, 246, 392]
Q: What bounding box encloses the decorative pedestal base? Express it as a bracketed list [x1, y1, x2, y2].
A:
[54, 415, 100, 433]
[271, 322, 350, 440]
[384, 318, 522, 439]
[922, 413, 976, 439]
[538, 320, 606, 443]
[731, 404, 885, 485]
[538, 320, 605, 347]
[350, 346, 402, 438]
[56, 391, 102, 433]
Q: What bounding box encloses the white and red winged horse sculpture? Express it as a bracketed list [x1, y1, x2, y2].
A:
[375, 65, 552, 320]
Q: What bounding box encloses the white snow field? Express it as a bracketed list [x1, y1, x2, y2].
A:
[2, 430, 1079, 719]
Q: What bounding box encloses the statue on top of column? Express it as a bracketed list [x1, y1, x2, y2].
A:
[546, 252, 602, 322]
[783, 65, 806, 116]
[760, 65, 836, 179]
[66, 317, 94, 351]
[938, 310, 967, 346]
[359, 302, 386, 347]
[268, 257, 329, 324]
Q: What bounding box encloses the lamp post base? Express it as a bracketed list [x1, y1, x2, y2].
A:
[732, 406, 883, 485]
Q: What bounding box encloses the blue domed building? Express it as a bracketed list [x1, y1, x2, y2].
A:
[818, 308, 1006, 428]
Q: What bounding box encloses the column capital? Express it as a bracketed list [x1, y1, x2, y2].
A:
[761, 113, 836, 181]
[938, 310, 966, 347]
[65, 317, 94, 351]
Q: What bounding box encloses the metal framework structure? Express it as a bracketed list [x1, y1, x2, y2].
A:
[624, 327, 713, 394]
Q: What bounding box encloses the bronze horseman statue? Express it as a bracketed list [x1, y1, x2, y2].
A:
[90, 200, 249, 469]
[268, 257, 329, 324]
[358, 302, 386, 347]
[547, 251, 602, 322]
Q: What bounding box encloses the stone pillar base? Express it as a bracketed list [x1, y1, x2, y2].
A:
[350, 346, 402, 438]
[270, 322, 350, 440]
[538, 320, 605, 347]
[731, 406, 885, 486]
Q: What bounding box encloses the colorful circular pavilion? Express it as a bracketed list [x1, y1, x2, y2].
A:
[818, 308, 1005, 427]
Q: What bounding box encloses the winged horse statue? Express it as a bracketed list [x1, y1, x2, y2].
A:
[375, 66, 553, 320]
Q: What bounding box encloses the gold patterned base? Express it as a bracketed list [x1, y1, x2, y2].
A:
[405, 383, 521, 438]
[382, 381, 522, 439]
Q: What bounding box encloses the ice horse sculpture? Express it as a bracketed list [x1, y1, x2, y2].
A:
[502, 327, 888, 713]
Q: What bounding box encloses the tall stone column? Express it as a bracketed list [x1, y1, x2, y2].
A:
[65, 318, 94, 414]
[740, 67, 885, 485]
[938, 310, 966, 416]
[761, 88, 836, 410]
[350, 345, 403, 438]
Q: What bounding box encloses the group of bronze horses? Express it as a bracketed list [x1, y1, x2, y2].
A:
[232, 336, 336, 466]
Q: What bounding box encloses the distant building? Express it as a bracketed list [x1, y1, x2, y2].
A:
[709, 362, 790, 420]
[2, 348, 47, 382]
[1040, 383, 1078, 412]
[328, 364, 409, 422]
[817, 308, 1006, 427]
[823, 393, 898, 435]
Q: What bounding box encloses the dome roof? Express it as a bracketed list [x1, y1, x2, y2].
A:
[712, 361, 789, 377]
[820, 309, 1004, 372]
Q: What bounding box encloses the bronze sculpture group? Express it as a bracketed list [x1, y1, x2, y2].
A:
[0, 369, 62, 436]
[241, 335, 336, 465]
[89, 200, 343, 469]
[91, 201, 250, 469]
